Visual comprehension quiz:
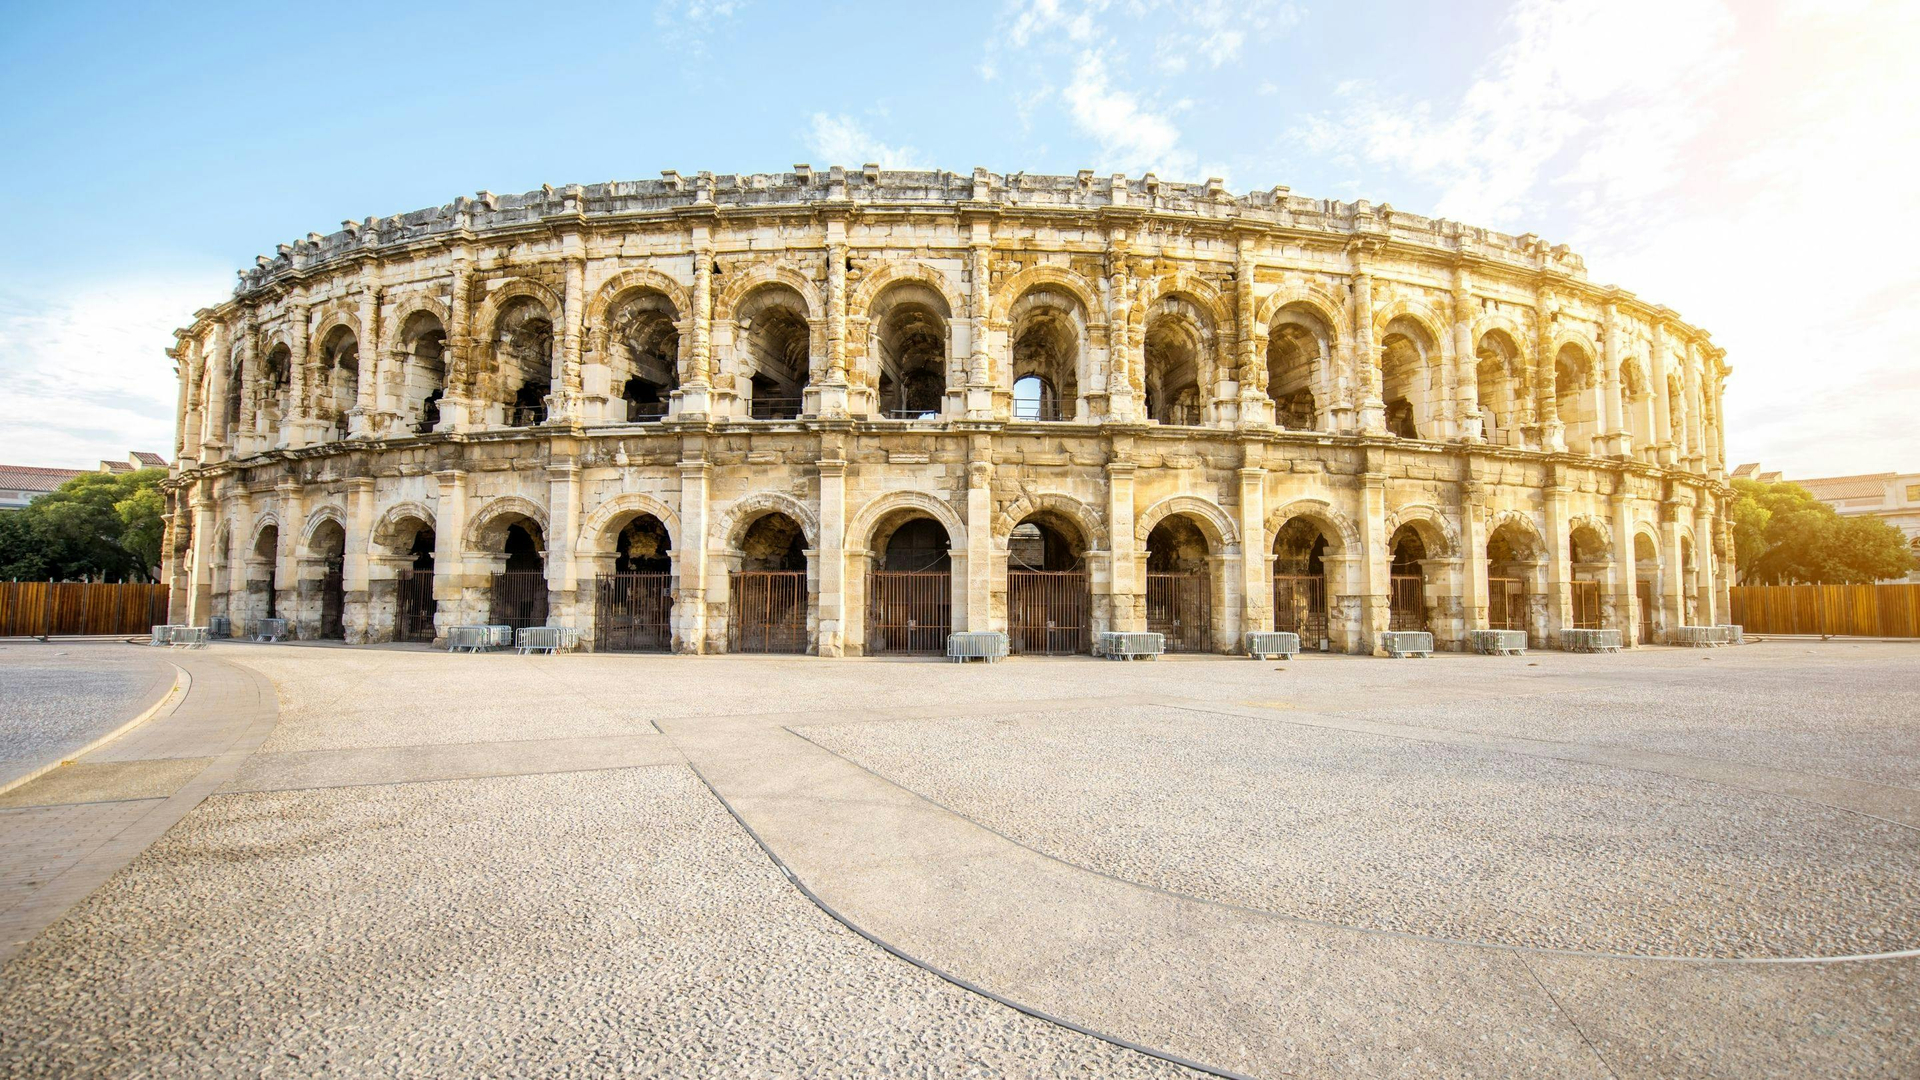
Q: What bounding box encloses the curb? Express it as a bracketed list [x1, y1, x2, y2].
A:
[0, 665, 191, 799]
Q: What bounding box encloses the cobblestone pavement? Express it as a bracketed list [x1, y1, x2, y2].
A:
[0, 639, 1915, 1078]
[0, 643, 174, 787]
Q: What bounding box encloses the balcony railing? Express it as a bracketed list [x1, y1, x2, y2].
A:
[506, 404, 547, 428]
[626, 401, 669, 423]
[749, 395, 803, 420]
[1012, 400, 1065, 421]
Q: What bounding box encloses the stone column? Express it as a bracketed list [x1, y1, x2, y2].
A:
[1358, 452, 1390, 653]
[1351, 262, 1384, 435]
[809, 220, 852, 419]
[1694, 502, 1718, 625]
[432, 470, 466, 636]
[286, 303, 314, 448]
[683, 225, 715, 417]
[965, 442, 994, 633]
[1609, 484, 1638, 646]
[344, 477, 375, 642]
[1459, 477, 1489, 631]
[1683, 343, 1707, 473]
[438, 256, 474, 432]
[1602, 303, 1630, 457]
[235, 313, 259, 457]
[351, 279, 380, 438]
[176, 341, 202, 470]
[187, 486, 215, 626]
[1106, 457, 1139, 634]
[1238, 464, 1266, 646]
[204, 323, 230, 460]
[546, 459, 580, 630]
[676, 457, 710, 653]
[1534, 294, 1564, 452]
[1234, 235, 1271, 428]
[1662, 512, 1686, 638]
[1542, 470, 1572, 648]
[966, 222, 995, 418]
[276, 480, 304, 634]
[1649, 322, 1675, 465]
[815, 451, 847, 656]
[557, 238, 587, 421]
[1104, 229, 1136, 422]
[1452, 266, 1482, 442]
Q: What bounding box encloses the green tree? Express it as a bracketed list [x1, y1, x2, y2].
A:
[0, 468, 167, 582]
[1730, 478, 1917, 584]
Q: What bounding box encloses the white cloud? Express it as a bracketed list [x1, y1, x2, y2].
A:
[803, 114, 932, 169]
[1062, 50, 1197, 177]
[651, 0, 744, 59]
[0, 270, 229, 468]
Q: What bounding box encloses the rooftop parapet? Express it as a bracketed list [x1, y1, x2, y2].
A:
[234, 168, 1589, 297]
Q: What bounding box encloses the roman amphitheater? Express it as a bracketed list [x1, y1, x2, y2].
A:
[160, 166, 1732, 655]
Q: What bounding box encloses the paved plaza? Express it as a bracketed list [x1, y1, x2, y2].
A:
[0, 640, 1916, 1077]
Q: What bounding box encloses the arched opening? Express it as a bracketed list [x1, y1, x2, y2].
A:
[1007, 513, 1089, 654]
[1554, 343, 1595, 449]
[866, 516, 953, 654]
[1009, 287, 1082, 421]
[487, 519, 548, 629]
[222, 366, 242, 436]
[1380, 317, 1436, 439]
[308, 519, 347, 640]
[597, 514, 673, 652]
[1476, 330, 1525, 447]
[1143, 301, 1208, 426]
[1145, 516, 1212, 651]
[1680, 537, 1700, 626]
[1272, 518, 1332, 650]
[251, 524, 279, 626]
[261, 344, 291, 437]
[1569, 525, 1608, 631]
[398, 312, 447, 434]
[738, 286, 809, 420]
[1633, 532, 1660, 644]
[493, 297, 553, 427]
[871, 284, 949, 419]
[1487, 521, 1541, 644]
[609, 291, 679, 423]
[317, 326, 359, 441]
[1012, 375, 1059, 422]
[1267, 307, 1329, 431]
[1387, 524, 1429, 632]
[381, 517, 437, 643]
[730, 512, 808, 652]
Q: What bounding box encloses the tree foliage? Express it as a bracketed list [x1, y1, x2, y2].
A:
[0, 468, 167, 582]
[1730, 478, 1916, 584]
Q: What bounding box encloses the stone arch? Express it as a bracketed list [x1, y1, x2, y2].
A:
[463, 495, 550, 554]
[1255, 284, 1350, 342]
[989, 264, 1105, 326]
[993, 491, 1108, 550]
[386, 293, 452, 339]
[1471, 314, 1533, 364]
[577, 492, 682, 555]
[847, 490, 966, 553]
[1264, 499, 1359, 556]
[309, 303, 361, 349]
[1567, 513, 1614, 559]
[1372, 297, 1447, 345]
[849, 261, 963, 321]
[1487, 509, 1546, 557]
[1631, 520, 1664, 564]
[713, 260, 822, 322]
[472, 277, 564, 338]
[370, 502, 437, 552]
[1141, 272, 1230, 330]
[248, 513, 283, 556]
[713, 491, 820, 552]
[300, 504, 349, 554]
[587, 267, 692, 329]
[1135, 494, 1240, 552]
[1384, 503, 1458, 559]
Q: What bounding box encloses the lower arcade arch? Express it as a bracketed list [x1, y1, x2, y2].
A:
[1633, 530, 1662, 644]
[1144, 515, 1214, 652]
[1387, 524, 1431, 633]
[1271, 517, 1335, 650]
[595, 513, 675, 652]
[863, 515, 955, 655]
[1487, 519, 1544, 644]
[249, 524, 280, 626]
[1005, 512, 1089, 655]
[728, 512, 810, 653]
[372, 512, 438, 643]
[480, 517, 549, 630]
[1568, 523, 1609, 631]
[304, 518, 348, 640]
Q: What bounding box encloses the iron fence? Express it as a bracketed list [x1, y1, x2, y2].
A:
[729, 571, 808, 653]
[1146, 572, 1211, 652]
[1008, 570, 1089, 654]
[396, 569, 436, 642]
[867, 571, 951, 654]
[490, 571, 550, 630]
[596, 573, 673, 652]
[1272, 574, 1327, 647]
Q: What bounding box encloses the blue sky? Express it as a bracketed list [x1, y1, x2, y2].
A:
[2, 0, 1913, 478]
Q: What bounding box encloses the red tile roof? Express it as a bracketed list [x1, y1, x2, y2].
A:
[0, 465, 85, 492]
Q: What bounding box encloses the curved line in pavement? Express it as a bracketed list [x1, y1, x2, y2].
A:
[782, 727, 1920, 966]
[687, 762, 1260, 1080]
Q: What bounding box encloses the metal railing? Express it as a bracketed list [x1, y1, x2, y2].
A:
[596, 573, 673, 652]
[626, 401, 669, 423]
[1245, 631, 1299, 659]
[1380, 630, 1433, 657]
[514, 625, 580, 654]
[729, 571, 808, 653]
[946, 631, 1009, 663]
[867, 571, 951, 655]
[1099, 631, 1165, 660]
[1008, 570, 1089, 654]
[1146, 571, 1211, 652]
[748, 395, 803, 421]
[1011, 399, 1065, 422]
[1470, 629, 1528, 655]
[1562, 628, 1622, 653]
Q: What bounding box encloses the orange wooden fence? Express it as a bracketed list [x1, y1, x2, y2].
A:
[0, 582, 170, 637]
[1729, 584, 1920, 638]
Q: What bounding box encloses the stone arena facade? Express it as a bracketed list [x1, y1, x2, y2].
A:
[160, 167, 1733, 655]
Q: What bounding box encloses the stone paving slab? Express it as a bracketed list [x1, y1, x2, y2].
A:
[0, 767, 1203, 1079]
[223, 733, 679, 793]
[0, 759, 211, 809]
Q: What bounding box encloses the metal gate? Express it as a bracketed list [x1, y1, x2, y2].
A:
[597, 573, 673, 652]
[1489, 577, 1528, 640]
[320, 567, 345, 640]
[1146, 572, 1211, 652]
[1273, 574, 1327, 648]
[1571, 580, 1604, 630]
[396, 569, 436, 642]
[867, 571, 950, 655]
[490, 570, 549, 630]
[1636, 581, 1655, 643]
[1388, 575, 1427, 631]
[730, 571, 808, 653]
[1008, 570, 1089, 655]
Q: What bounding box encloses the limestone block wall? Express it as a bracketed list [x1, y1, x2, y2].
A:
[161, 168, 1733, 653]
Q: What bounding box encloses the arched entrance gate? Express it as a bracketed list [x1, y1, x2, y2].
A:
[866, 518, 952, 655]
[596, 514, 673, 652]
